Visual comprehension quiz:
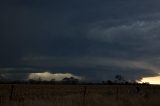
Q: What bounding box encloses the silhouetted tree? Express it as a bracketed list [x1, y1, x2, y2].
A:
[102, 80, 113, 85]
[28, 79, 35, 84]
[38, 77, 42, 82]
[115, 74, 125, 84]
[62, 77, 79, 84]
[50, 79, 55, 84]
[107, 80, 113, 85]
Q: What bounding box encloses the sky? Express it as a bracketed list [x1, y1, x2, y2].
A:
[1, 0, 160, 83]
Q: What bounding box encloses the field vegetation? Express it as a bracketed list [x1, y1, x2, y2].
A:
[0, 84, 160, 106]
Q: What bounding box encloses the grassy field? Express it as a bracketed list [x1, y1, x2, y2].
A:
[0, 84, 160, 106]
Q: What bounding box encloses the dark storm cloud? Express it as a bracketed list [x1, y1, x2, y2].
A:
[1, 0, 160, 81]
[87, 20, 160, 57]
[19, 56, 159, 81]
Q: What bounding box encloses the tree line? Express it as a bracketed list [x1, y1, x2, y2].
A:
[0, 74, 150, 85]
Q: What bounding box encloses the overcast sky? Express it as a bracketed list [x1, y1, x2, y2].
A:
[1, 0, 160, 81]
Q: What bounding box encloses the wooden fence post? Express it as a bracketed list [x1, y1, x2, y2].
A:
[116, 86, 119, 106]
[83, 86, 87, 106]
[10, 84, 14, 100]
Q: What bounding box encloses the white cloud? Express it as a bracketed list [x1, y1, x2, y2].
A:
[27, 72, 83, 81]
[138, 76, 160, 85]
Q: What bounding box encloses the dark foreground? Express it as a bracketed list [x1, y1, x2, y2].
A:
[0, 84, 160, 106]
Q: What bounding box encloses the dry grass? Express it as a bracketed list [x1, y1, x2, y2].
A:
[0, 84, 160, 106]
